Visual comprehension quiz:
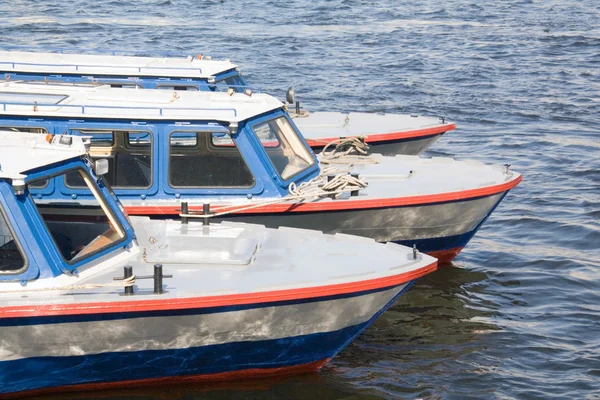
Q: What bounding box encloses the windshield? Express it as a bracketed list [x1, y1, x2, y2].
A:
[29, 168, 127, 263]
[213, 73, 247, 92]
[252, 116, 315, 181]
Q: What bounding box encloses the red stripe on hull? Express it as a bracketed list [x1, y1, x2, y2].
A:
[0, 261, 436, 318]
[427, 246, 464, 264]
[305, 123, 456, 148]
[125, 175, 522, 216]
[1, 359, 330, 399]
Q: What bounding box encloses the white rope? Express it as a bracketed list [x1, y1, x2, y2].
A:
[0, 275, 136, 294]
[180, 172, 368, 220]
[322, 136, 370, 156]
[319, 137, 380, 166]
[176, 138, 375, 221]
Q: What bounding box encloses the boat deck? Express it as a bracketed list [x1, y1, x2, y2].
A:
[294, 112, 455, 142]
[0, 220, 435, 308]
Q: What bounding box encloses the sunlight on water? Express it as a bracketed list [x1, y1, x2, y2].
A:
[1, 0, 599, 398]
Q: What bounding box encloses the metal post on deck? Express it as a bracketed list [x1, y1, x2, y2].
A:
[203, 203, 210, 226]
[124, 266, 134, 296]
[181, 201, 189, 225]
[154, 264, 164, 295]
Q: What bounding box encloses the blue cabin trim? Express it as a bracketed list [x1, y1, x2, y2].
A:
[244, 110, 320, 188]
[0, 183, 38, 281]
[2, 69, 250, 92]
[0, 109, 320, 204]
[0, 157, 136, 281]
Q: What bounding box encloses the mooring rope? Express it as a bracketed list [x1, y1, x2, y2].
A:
[179, 172, 368, 220]
[176, 137, 376, 221]
[0, 275, 136, 294]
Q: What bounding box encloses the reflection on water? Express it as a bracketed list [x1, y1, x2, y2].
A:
[37, 370, 379, 400]
[327, 265, 500, 398]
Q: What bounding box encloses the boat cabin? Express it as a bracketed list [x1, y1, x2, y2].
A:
[0, 50, 248, 92]
[0, 132, 135, 282]
[0, 81, 319, 206]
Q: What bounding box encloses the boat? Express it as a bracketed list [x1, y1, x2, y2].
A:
[0, 131, 437, 397]
[0, 50, 456, 156]
[0, 81, 521, 263]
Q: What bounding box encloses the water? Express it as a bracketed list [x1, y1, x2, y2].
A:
[2, 0, 599, 398]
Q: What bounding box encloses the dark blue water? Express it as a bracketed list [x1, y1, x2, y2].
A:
[2, 1, 599, 398]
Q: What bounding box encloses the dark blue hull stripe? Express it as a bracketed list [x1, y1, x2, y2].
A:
[394, 191, 510, 253]
[0, 281, 408, 327]
[394, 228, 475, 253]
[0, 283, 414, 395]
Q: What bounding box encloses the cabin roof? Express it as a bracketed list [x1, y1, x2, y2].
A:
[0, 81, 284, 123]
[0, 51, 239, 79]
[0, 131, 86, 180]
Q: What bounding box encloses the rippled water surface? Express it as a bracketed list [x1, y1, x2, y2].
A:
[2, 0, 599, 398]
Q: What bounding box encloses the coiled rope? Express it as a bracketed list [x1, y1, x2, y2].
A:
[179, 171, 368, 220]
[319, 137, 379, 166]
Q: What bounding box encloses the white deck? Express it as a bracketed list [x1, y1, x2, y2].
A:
[0, 81, 283, 123]
[0, 219, 434, 305]
[345, 154, 519, 199]
[0, 51, 238, 78]
[122, 154, 520, 209]
[0, 131, 86, 180]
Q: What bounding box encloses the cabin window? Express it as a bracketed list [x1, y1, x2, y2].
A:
[0, 206, 26, 273]
[157, 84, 199, 91]
[30, 169, 127, 264]
[109, 83, 143, 89]
[252, 116, 315, 180]
[65, 130, 152, 189]
[169, 131, 254, 188]
[0, 126, 48, 134]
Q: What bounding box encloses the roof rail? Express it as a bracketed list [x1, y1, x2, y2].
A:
[0, 61, 205, 75]
[0, 77, 263, 94]
[0, 100, 238, 118]
[0, 46, 230, 61]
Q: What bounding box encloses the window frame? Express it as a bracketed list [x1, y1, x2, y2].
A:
[250, 113, 317, 184]
[0, 200, 28, 276]
[107, 82, 145, 89]
[30, 166, 128, 266]
[64, 128, 154, 191]
[167, 129, 257, 190]
[212, 69, 248, 93]
[156, 83, 200, 91]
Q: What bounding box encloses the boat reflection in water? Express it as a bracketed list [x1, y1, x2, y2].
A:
[329, 264, 502, 397]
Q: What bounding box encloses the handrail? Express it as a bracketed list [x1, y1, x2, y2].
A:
[0, 61, 205, 75]
[0, 76, 262, 94]
[207, 83, 262, 93]
[0, 100, 238, 118]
